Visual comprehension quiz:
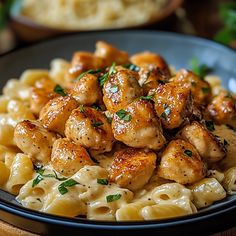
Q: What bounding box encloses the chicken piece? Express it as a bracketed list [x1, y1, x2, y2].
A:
[95, 41, 129, 66]
[109, 148, 157, 191]
[34, 77, 56, 90]
[51, 138, 93, 177]
[157, 139, 207, 184]
[65, 106, 114, 153]
[178, 121, 226, 163]
[14, 120, 57, 164]
[130, 51, 170, 76]
[112, 99, 166, 150]
[170, 69, 211, 107]
[103, 69, 143, 113]
[207, 91, 236, 128]
[39, 96, 78, 135]
[150, 83, 193, 129]
[68, 73, 102, 105]
[67, 51, 106, 80]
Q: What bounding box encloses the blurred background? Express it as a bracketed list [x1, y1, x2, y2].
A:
[0, 0, 236, 55]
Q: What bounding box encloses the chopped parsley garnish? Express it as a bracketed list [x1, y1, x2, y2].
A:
[124, 63, 140, 72]
[116, 109, 131, 121]
[110, 85, 119, 93]
[99, 62, 116, 86]
[106, 194, 122, 202]
[92, 121, 104, 127]
[202, 87, 209, 94]
[205, 120, 215, 132]
[184, 150, 192, 157]
[53, 85, 67, 96]
[58, 179, 79, 195]
[97, 179, 109, 185]
[76, 69, 102, 80]
[140, 95, 154, 101]
[79, 105, 85, 113]
[32, 175, 43, 187]
[190, 58, 212, 80]
[91, 104, 102, 111]
[160, 106, 171, 120]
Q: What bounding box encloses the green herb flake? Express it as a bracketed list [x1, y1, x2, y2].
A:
[108, 62, 116, 75]
[58, 179, 79, 195]
[106, 116, 113, 124]
[160, 107, 171, 120]
[91, 104, 102, 111]
[110, 85, 118, 93]
[116, 109, 131, 121]
[97, 179, 109, 185]
[92, 121, 104, 127]
[32, 175, 44, 187]
[140, 95, 154, 101]
[190, 58, 212, 80]
[202, 87, 209, 94]
[184, 150, 192, 157]
[205, 120, 215, 132]
[124, 64, 140, 72]
[106, 194, 122, 203]
[53, 85, 67, 96]
[76, 69, 102, 81]
[36, 168, 67, 181]
[80, 105, 85, 113]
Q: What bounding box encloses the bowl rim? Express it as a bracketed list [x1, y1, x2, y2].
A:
[9, 0, 183, 32]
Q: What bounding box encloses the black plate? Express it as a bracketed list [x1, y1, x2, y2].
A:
[0, 31, 236, 236]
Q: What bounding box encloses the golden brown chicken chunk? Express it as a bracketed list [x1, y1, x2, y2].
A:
[112, 99, 166, 150]
[103, 68, 143, 113]
[67, 51, 106, 80]
[170, 69, 211, 107]
[157, 139, 207, 184]
[68, 73, 102, 106]
[178, 121, 226, 163]
[14, 120, 57, 164]
[95, 41, 129, 66]
[65, 106, 114, 153]
[207, 91, 236, 128]
[130, 51, 170, 76]
[109, 148, 156, 191]
[51, 138, 93, 177]
[39, 96, 78, 135]
[150, 83, 193, 129]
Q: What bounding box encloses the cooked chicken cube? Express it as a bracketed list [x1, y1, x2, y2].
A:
[157, 139, 207, 184]
[178, 121, 226, 163]
[51, 138, 93, 177]
[34, 77, 56, 90]
[65, 106, 114, 153]
[130, 51, 170, 76]
[67, 51, 106, 80]
[95, 41, 129, 66]
[68, 73, 102, 105]
[170, 69, 211, 107]
[112, 99, 166, 150]
[207, 91, 236, 128]
[103, 68, 143, 113]
[39, 96, 78, 135]
[150, 83, 193, 129]
[14, 120, 57, 164]
[109, 148, 157, 191]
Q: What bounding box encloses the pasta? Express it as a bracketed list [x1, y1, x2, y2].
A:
[0, 41, 236, 222]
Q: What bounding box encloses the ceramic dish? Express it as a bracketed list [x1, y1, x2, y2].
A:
[0, 31, 236, 236]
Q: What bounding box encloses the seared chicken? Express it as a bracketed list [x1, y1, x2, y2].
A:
[150, 83, 193, 129]
[178, 121, 226, 163]
[68, 73, 102, 106]
[51, 138, 93, 177]
[157, 139, 207, 184]
[109, 148, 156, 191]
[103, 68, 143, 113]
[207, 91, 236, 128]
[112, 99, 166, 150]
[65, 106, 114, 153]
[39, 96, 78, 135]
[170, 69, 211, 107]
[14, 120, 57, 164]
[95, 41, 129, 66]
